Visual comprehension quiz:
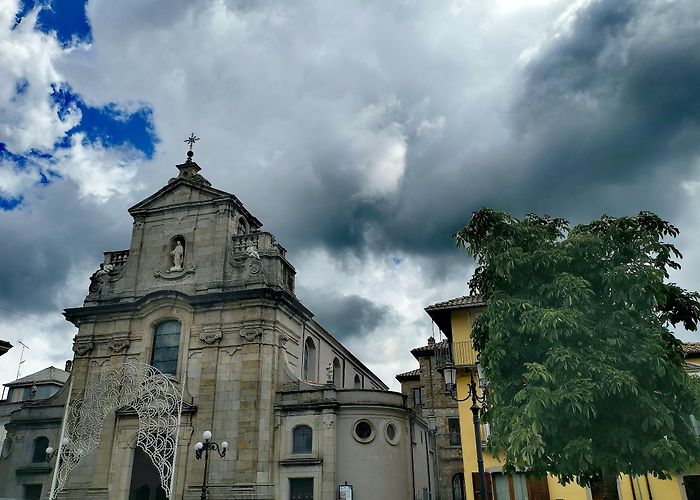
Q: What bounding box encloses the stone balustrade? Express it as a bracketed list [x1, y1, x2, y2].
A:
[104, 249, 130, 267]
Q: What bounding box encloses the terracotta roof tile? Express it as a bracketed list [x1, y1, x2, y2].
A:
[411, 340, 449, 354]
[395, 368, 420, 380]
[684, 342, 700, 358]
[425, 294, 484, 312]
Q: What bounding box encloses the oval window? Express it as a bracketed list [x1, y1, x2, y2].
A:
[385, 421, 400, 445]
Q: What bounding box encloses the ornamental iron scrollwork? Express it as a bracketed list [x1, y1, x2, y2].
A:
[51, 360, 183, 499]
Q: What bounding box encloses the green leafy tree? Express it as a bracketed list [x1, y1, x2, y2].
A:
[455, 209, 700, 486]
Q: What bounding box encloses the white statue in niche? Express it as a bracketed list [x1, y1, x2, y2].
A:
[170, 241, 184, 271]
[326, 361, 334, 384]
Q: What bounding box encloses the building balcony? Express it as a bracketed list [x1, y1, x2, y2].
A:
[435, 341, 478, 369]
[104, 249, 129, 267]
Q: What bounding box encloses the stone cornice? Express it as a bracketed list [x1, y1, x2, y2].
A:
[64, 288, 313, 325]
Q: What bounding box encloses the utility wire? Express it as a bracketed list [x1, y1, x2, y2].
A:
[0, 303, 60, 329]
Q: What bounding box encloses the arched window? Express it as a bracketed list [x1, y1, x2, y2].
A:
[303, 337, 317, 382]
[292, 425, 312, 454]
[452, 473, 465, 500]
[151, 321, 181, 375]
[128, 446, 166, 499]
[354, 374, 362, 389]
[332, 358, 341, 387]
[32, 436, 49, 463]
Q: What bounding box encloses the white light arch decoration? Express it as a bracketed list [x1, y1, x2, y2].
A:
[50, 360, 184, 499]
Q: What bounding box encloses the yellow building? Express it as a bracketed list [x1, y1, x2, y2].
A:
[425, 295, 700, 500]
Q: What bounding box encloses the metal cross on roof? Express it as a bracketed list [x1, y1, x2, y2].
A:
[184, 132, 200, 152]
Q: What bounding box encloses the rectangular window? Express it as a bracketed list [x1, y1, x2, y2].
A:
[448, 418, 461, 446]
[413, 387, 422, 406]
[490, 473, 550, 500]
[152, 321, 181, 375]
[290, 477, 314, 500]
[292, 426, 312, 454]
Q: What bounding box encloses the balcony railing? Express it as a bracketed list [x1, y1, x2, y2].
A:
[435, 341, 478, 368]
[104, 250, 129, 268]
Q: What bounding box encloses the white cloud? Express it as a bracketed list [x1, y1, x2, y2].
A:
[0, 2, 81, 153]
[52, 134, 145, 202]
[3, 0, 700, 395]
[0, 158, 41, 198]
[295, 247, 468, 389]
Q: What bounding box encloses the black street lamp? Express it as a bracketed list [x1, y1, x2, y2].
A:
[193, 430, 228, 500]
[45, 437, 70, 463]
[444, 363, 489, 500]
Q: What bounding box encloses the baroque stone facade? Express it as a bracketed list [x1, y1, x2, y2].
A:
[51, 151, 434, 500]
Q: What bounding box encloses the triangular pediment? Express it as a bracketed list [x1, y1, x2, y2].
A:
[129, 178, 234, 214]
[129, 162, 263, 228]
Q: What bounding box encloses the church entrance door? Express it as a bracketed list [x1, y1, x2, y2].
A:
[128, 447, 167, 500]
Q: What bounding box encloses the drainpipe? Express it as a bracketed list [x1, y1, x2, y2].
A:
[409, 413, 417, 500]
[424, 427, 433, 499]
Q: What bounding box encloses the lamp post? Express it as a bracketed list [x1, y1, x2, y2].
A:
[193, 430, 228, 500]
[45, 437, 70, 463]
[444, 363, 489, 500]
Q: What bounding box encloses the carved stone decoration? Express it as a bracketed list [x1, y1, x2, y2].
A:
[323, 415, 335, 429]
[199, 328, 223, 345]
[245, 244, 260, 260]
[154, 264, 196, 280]
[279, 333, 290, 346]
[239, 329, 262, 343]
[72, 340, 94, 357]
[230, 252, 247, 268]
[108, 337, 130, 353]
[88, 263, 114, 295]
[223, 347, 241, 357]
[249, 259, 263, 276]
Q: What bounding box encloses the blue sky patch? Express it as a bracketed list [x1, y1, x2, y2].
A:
[76, 104, 157, 159]
[15, 0, 92, 46]
[48, 86, 157, 158]
[0, 195, 24, 211]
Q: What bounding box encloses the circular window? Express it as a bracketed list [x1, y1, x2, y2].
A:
[352, 419, 375, 443]
[385, 421, 401, 445]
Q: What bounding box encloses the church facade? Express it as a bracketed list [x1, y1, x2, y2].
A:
[54, 148, 434, 500]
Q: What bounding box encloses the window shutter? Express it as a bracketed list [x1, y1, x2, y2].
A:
[526, 476, 550, 500]
[472, 472, 494, 500]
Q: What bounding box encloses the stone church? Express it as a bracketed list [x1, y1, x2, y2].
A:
[47, 146, 434, 500]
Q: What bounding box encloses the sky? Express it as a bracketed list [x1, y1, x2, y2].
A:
[1, 0, 700, 391]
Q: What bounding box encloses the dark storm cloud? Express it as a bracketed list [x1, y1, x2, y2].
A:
[298, 289, 392, 341]
[5, 0, 700, 319]
[266, 0, 700, 262]
[506, 0, 700, 217]
[0, 181, 134, 313]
